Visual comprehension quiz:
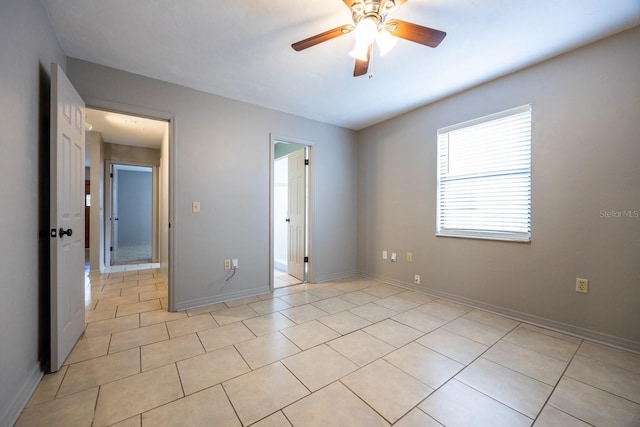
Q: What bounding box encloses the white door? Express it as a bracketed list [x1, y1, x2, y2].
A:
[287, 149, 306, 281]
[50, 63, 86, 372]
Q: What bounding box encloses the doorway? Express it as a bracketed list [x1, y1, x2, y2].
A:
[111, 164, 153, 264]
[272, 140, 310, 289]
[85, 107, 172, 289]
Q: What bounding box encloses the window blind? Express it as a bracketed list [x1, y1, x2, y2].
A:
[436, 105, 532, 242]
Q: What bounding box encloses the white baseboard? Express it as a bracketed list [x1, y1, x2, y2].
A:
[357, 271, 640, 354]
[314, 270, 357, 284]
[273, 259, 286, 272]
[175, 285, 270, 312]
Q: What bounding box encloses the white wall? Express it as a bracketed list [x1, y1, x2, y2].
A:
[67, 59, 359, 310]
[104, 142, 161, 165]
[0, 0, 67, 425]
[357, 26, 640, 351]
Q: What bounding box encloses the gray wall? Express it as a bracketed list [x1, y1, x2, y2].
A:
[67, 59, 359, 310]
[357, 26, 640, 351]
[117, 169, 152, 246]
[0, 0, 67, 425]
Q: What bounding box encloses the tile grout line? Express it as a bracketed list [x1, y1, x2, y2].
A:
[397, 318, 521, 424]
[531, 338, 585, 425]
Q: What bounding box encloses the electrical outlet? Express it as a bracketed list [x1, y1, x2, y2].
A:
[576, 278, 589, 293]
[382, 250, 388, 260]
[192, 201, 200, 213]
[414, 274, 421, 285]
[232, 258, 238, 268]
[224, 259, 231, 270]
[407, 252, 413, 262]
[391, 252, 397, 262]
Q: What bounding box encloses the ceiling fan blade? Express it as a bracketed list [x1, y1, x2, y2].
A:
[342, 0, 365, 8]
[386, 19, 446, 48]
[353, 45, 372, 77]
[291, 25, 353, 51]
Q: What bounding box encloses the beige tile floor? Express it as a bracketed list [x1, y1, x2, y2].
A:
[16, 267, 640, 426]
[274, 269, 302, 289]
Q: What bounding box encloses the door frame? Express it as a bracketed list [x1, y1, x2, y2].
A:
[85, 97, 176, 310]
[106, 162, 157, 265]
[269, 134, 313, 291]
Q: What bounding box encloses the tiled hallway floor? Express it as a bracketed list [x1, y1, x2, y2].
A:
[17, 269, 640, 426]
[274, 269, 302, 289]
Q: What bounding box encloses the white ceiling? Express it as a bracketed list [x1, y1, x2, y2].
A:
[84, 108, 167, 167]
[85, 108, 167, 148]
[43, 0, 640, 130]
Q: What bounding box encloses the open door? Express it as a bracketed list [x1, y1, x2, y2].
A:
[287, 149, 306, 281]
[50, 63, 86, 372]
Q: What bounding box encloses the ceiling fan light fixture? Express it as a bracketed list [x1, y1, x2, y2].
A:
[353, 16, 378, 45]
[349, 41, 370, 61]
[376, 29, 397, 56]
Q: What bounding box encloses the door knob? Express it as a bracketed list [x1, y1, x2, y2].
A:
[59, 228, 73, 238]
[285, 218, 290, 222]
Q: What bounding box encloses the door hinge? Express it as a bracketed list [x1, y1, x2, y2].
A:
[304, 256, 309, 263]
[305, 159, 309, 166]
[110, 173, 113, 178]
[110, 246, 113, 252]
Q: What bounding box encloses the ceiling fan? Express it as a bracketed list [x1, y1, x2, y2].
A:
[291, 0, 446, 77]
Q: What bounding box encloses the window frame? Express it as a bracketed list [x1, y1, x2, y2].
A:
[436, 105, 532, 242]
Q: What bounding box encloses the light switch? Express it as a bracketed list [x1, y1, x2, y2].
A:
[192, 202, 200, 213]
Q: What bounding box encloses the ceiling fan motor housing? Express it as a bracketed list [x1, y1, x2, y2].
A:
[351, 0, 396, 27]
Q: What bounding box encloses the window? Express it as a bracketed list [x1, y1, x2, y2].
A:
[436, 105, 532, 242]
